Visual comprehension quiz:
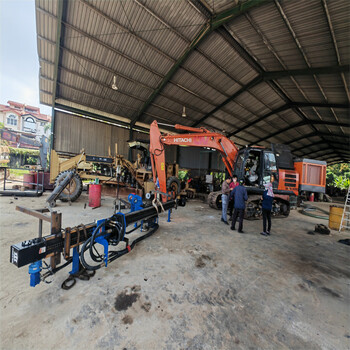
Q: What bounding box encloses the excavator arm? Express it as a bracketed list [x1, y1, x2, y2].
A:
[149, 120, 238, 200]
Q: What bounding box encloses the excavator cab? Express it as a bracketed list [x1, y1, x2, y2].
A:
[234, 148, 269, 187]
[234, 147, 282, 191]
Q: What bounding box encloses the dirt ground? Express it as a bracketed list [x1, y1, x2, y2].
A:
[0, 192, 349, 350]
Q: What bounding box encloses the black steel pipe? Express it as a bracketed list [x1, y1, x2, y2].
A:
[123, 200, 176, 226]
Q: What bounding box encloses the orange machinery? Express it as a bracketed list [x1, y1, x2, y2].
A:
[149, 120, 326, 215]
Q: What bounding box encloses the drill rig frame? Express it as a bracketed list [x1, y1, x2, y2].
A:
[10, 194, 177, 289]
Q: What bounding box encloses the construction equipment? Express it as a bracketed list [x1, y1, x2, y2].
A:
[149, 120, 326, 218]
[50, 147, 155, 202]
[339, 187, 350, 231]
[10, 194, 180, 288]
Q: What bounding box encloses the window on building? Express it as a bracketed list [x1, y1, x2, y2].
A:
[7, 114, 17, 126]
[23, 117, 36, 133]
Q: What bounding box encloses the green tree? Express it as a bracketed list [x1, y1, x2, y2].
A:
[327, 163, 350, 189]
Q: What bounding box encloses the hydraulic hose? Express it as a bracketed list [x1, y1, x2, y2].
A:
[300, 203, 329, 220]
[80, 220, 114, 270]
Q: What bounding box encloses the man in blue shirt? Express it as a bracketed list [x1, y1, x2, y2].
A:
[230, 179, 248, 233]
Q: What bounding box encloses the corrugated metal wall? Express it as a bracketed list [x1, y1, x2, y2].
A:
[179, 147, 209, 170]
[54, 111, 228, 169]
[178, 147, 225, 172]
[54, 111, 149, 157]
[54, 111, 177, 162]
[210, 151, 226, 171]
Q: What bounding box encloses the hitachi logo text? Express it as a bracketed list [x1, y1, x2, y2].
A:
[173, 138, 192, 143]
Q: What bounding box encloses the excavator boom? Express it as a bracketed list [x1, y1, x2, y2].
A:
[149, 120, 238, 199]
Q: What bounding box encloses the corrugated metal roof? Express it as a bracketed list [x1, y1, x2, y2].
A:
[36, 0, 350, 163]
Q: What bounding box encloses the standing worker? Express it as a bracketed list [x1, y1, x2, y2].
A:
[221, 177, 232, 225]
[260, 175, 275, 236]
[230, 179, 248, 233]
[228, 175, 239, 220]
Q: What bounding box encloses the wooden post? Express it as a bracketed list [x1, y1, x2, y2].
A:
[50, 211, 62, 268]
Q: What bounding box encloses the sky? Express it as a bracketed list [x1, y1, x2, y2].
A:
[0, 0, 51, 116]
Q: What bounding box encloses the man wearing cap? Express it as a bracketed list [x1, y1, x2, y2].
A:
[230, 179, 248, 233]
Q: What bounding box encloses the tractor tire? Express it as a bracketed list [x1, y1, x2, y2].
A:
[208, 191, 222, 209]
[54, 171, 83, 202]
[166, 176, 181, 195]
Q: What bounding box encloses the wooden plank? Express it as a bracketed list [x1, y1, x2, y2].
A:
[51, 212, 62, 235]
[16, 206, 51, 222]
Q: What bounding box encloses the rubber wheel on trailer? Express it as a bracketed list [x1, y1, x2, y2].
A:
[166, 176, 181, 195]
[280, 203, 290, 217]
[54, 171, 83, 202]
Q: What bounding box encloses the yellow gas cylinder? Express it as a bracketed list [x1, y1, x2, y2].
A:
[328, 205, 343, 230]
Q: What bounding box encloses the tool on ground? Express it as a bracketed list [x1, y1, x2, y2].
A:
[10, 194, 180, 289]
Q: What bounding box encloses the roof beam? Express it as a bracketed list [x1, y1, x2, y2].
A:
[302, 149, 350, 159]
[130, 0, 270, 126]
[285, 132, 350, 145]
[322, 0, 350, 103]
[263, 65, 349, 80]
[80, 0, 247, 114]
[226, 100, 349, 138]
[192, 76, 263, 127]
[292, 140, 349, 153]
[192, 65, 349, 127]
[227, 104, 290, 137]
[250, 120, 350, 145]
[50, 0, 65, 150]
[291, 102, 350, 109]
[38, 46, 249, 135]
[55, 103, 137, 131]
[51, 0, 64, 107]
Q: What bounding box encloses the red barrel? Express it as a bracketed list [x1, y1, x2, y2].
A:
[89, 184, 102, 208]
[309, 193, 314, 202]
[23, 173, 35, 189]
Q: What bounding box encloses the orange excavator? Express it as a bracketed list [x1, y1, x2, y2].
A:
[149, 120, 326, 218]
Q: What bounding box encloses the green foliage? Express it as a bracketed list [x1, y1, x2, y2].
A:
[26, 156, 37, 165]
[0, 122, 4, 129]
[10, 169, 30, 177]
[326, 163, 350, 190]
[44, 123, 51, 133]
[9, 147, 40, 156]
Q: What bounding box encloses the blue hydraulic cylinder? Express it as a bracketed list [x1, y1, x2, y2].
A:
[69, 247, 80, 275]
[28, 260, 42, 287]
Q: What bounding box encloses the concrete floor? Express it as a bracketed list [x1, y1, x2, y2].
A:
[0, 192, 349, 350]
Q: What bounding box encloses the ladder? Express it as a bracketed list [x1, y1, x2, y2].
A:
[339, 187, 350, 232]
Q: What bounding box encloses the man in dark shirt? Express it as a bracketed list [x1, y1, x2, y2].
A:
[230, 179, 248, 233]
